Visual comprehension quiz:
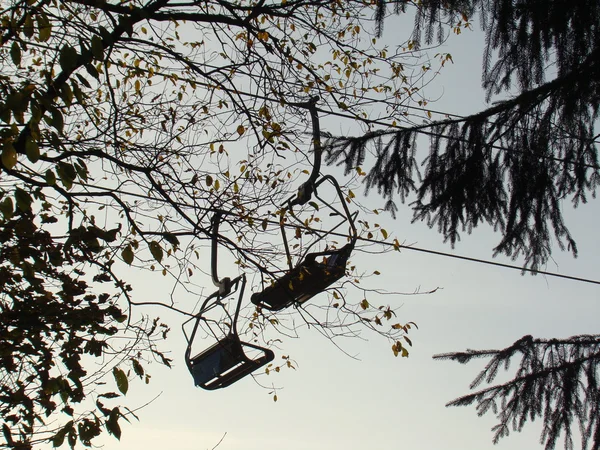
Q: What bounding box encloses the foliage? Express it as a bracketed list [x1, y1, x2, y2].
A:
[326, 0, 600, 271]
[0, 209, 170, 448]
[327, 1, 600, 450]
[434, 335, 600, 450]
[0, 0, 439, 447]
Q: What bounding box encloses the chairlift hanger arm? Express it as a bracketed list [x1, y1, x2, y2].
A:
[313, 175, 358, 240]
[211, 211, 232, 295]
[183, 274, 274, 390]
[286, 96, 322, 207]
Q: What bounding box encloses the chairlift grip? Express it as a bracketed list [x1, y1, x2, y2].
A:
[210, 211, 232, 296]
[288, 96, 322, 207]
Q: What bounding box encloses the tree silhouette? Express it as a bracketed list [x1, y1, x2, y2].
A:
[327, 0, 600, 271]
[434, 335, 600, 450]
[323, 1, 600, 449]
[0, 0, 436, 447]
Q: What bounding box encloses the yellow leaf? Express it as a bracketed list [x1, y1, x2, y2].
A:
[236, 124, 245, 136]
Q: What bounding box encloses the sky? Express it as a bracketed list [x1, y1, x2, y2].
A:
[91, 12, 600, 450]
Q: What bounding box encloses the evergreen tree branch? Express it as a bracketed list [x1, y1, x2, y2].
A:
[434, 335, 600, 450]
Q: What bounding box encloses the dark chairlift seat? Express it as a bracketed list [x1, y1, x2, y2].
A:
[251, 175, 357, 312]
[251, 244, 353, 311]
[182, 213, 274, 390]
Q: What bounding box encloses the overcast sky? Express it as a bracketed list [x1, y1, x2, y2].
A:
[91, 12, 600, 450]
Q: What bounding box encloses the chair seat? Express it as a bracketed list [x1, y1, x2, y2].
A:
[251, 245, 352, 311]
[190, 335, 274, 390]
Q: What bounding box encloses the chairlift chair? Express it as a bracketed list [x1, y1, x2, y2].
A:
[251, 175, 358, 312]
[182, 213, 274, 390]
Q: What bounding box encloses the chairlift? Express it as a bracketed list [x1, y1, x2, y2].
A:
[251, 174, 358, 312]
[251, 98, 358, 312]
[182, 212, 274, 390]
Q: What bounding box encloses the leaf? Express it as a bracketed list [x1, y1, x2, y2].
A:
[37, 13, 52, 42]
[121, 245, 134, 265]
[205, 175, 213, 186]
[76, 73, 92, 88]
[381, 228, 388, 239]
[71, 81, 85, 104]
[112, 368, 128, 395]
[10, 42, 21, 66]
[149, 241, 163, 263]
[50, 107, 64, 133]
[25, 136, 40, 163]
[163, 233, 180, 248]
[51, 428, 66, 448]
[57, 162, 76, 189]
[360, 299, 369, 310]
[67, 428, 76, 448]
[308, 201, 319, 210]
[2, 424, 13, 446]
[236, 124, 245, 136]
[85, 63, 99, 80]
[0, 197, 14, 219]
[91, 35, 104, 60]
[74, 160, 88, 182]
[46, 169, 56, 185]
[59, 45, 78, 72]
[60, 83, 74, 108]
[106, 408, 121, 440]
[98, 392, 120, 399]
[1, 144, 17, 169]
[132, 359, 144, 377]
[23, 14, 34, 37]
[15, 188, 33, 212]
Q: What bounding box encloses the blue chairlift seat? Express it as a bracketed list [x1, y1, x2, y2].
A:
[189, 334, 274, 390]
